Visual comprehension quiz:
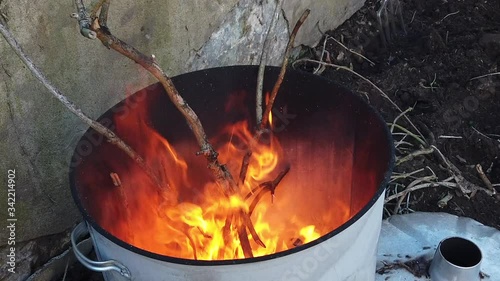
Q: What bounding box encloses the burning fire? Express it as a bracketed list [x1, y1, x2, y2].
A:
[84, 92, 352, 261]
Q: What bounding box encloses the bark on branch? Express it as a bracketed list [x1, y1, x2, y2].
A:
[239, 10, 310, 187]
[74, 0, 266, 257]
[75, 0, 239, 195]
[260, 9, 310, 130]
[0, 22, 164, 190]
[256, 0, 285, 125]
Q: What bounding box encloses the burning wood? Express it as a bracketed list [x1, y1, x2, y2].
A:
[292, 238, 304, 247]
[239, 151, 253, 186]
[247, 166, 290, 215]
[2, 0, 314, 259]
[71, 0, 312, 260]
[75, 0, 240, 196]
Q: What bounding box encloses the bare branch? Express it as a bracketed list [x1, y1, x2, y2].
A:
[218, 214, 233, 259]
[469, 72, 500, 81]
[75, 2, 270, 254]
[237, 222, 253, 258]
[256, 0, 285, 125]
[248, 165, 290, 214]
[476, 164, 496, 194]
[90, 0, 107, 18]
[396, 147, 434, 166]
[240, 209, 266, 248]
[326, 35, 376, 66]
[260, 9, 310, 130]
[239, 151, 252, 185]
[0, 22, 165, 190]
[98, 0, 110, 28]
[76, 2, 239, 195]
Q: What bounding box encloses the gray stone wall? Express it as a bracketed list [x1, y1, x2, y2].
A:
[0, 0, 365, 244]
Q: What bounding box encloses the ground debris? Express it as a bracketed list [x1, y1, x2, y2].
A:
[377, 255, 431, 278]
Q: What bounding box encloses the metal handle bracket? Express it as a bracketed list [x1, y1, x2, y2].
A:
[71, 221, 132, 279]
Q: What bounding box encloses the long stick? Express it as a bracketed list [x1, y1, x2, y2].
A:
[260, 9, 310, 129]
[0, 22, 164, 190]
[256, 0, 285, 125]
[75, 0, 238, 194]
[74, 0, 266, 253]
[240, 10, 310, 194]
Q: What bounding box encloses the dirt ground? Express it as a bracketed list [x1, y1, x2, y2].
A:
[296, 0, 500, 229]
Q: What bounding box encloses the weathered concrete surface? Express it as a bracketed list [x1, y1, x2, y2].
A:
[188, 0, 366, 70]
[0, 0, 365, 245]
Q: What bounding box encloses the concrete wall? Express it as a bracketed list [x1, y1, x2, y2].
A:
[0, 0, 365, 244]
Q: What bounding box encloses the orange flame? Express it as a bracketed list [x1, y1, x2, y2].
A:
[87, 93, 353, 261]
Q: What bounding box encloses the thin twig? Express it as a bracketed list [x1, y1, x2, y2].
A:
[218, 214, 233, 260]
[260, 9, 310, 130]
[391, 107, 413, 133]
[437, 11, 460, 24]
[390, 168, 425, 182]
[469, 72, 500, 81]
[392, 175, 445, 214]
[239, 151, 252, 185]
[0, 22, 165, 190]
[240, 209, 266, 248]
[237, 219, 253, 258]
[386, 176, 454, 202]
[472, 126, 495, 141]
[409, 11, 417, 24]
[388, 123, 427, 146]
[438, 135, 462, 139]
[110, 172, 122, 187]
[327, 35, 376, 66]
[314, 34, 329, 75]
[294, 58, 426, 142]
[256, 0, 285, 125]
[476, 164, 496, 194]
[75, 0, 238, 195]
[396, 147, 434, 166]
[431, 145, 494, 196]
[98, 0, 110, 27]
[395, 137, 412, 148]
[89, 0, 107, 18]
[74, 0, 269, 254]
[236, 5, 308, 240]
[248, 165, 290, 214]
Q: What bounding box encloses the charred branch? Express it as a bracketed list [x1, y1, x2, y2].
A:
[241, 11, 309, 211]
[240, 209, 266, 248]
[74, 0, 239, 195]
[74, 0, 269, 256]
[182, 229, 198, 260]
[218, 214, 234, 260]
[237, 223, 253, 259]
[239, 151, 253, 185]
[248, 165, 290, 215]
